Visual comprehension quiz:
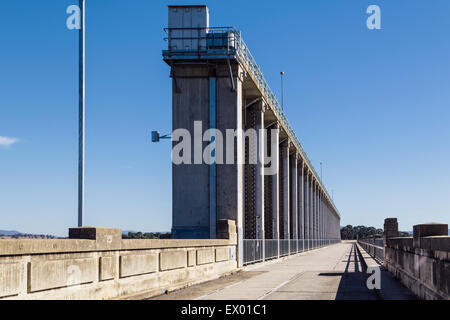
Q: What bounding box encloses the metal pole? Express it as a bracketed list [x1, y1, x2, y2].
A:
[78, 0, 85, 227]
[280, 71, 284, 111]
[320, 162, 323, 182]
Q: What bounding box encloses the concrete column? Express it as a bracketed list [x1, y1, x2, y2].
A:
[304, 170, 309, 246]
[383, 218, 399, 240]
[321, 193, 323, 240]
[298, 160, 304, 245]
[308, 176, 312, 244]
[321, 192, 324, 244]
[329, 207, 332, 241]
[317, 189, 322, 245]
[322, 195, 325, 241]
[324, 201, 327, 240]
[318, 189, 321, 245]
[326, 201, 327, 242]
[324, 195, 327, 240]
[315, 183, 318, 242]
[171, 63, 244, 244]
[328, 203, 331, 239]
[326, 203, 330, 240]
[209, 77, 217, 238]
[290, 153, 298, 239]
[413, 222, 448, 248]
[317, 186, 320, 242]
[317, 187, 320, 242]
[216, 66, 245, 265]
[281, 140, 290, 240]
[171, 66, 209, 238]
[314, 184, 318, 241]
[254, 102, 266, 241]
[310, 177, 312, 242]
[330, 205, 333, 240]
[271, 124, 280, 241]
[322, 192, 325, 243]
[313, 179, 316, 243]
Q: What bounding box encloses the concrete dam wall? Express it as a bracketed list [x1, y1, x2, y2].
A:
[0, 221, 237, 300]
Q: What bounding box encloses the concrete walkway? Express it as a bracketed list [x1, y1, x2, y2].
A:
[151, 241, 415, 300]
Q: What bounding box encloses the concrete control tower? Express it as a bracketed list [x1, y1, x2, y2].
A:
[163, 5, 246, 240]
[163, 6, 341, 268]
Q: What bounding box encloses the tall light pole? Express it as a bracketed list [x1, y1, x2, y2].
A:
[280, 71, 284, 111]
[78, 0, 86, 227]
[320, 162, 323, 182]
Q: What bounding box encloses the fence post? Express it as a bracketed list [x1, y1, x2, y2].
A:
[277, 238, 280, 259]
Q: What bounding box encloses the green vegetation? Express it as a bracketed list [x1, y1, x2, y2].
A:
[122, 232, 171, 239]
[340, 225, 383, 240]
[340, 225, 410, 239]
[0, 234, 57, 239]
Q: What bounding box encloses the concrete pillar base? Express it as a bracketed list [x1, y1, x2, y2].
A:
[383, 218, 399, 239]
[217, 219, 237, 244]
[68, 226, 122, 249]
[413, 223, 448, 248]
[171, 227, 210, 239]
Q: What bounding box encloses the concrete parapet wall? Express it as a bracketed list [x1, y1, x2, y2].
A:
[0, 226, 237, 300]
[384, 221, 449, 300]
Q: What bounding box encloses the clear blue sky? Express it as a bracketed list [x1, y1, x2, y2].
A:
[1, 0, 449, 236]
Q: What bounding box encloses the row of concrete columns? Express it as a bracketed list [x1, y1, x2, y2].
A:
[245, 103, 340, 242]
[168, 62, 340, 248]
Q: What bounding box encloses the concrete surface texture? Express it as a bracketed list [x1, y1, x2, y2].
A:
[151, 242, 415, 300]
[384, 222, 449, 300]
[0, 226, 237, 300]
[356, 242, 417, 300]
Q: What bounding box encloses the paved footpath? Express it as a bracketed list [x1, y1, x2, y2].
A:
[151, 241, 415, 300]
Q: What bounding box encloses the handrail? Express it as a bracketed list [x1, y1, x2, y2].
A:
[358, 238, 385, 262]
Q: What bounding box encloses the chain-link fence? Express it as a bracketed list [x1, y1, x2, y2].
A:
[243, 239, 341, 265]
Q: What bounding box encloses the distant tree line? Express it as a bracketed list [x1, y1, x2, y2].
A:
[123, 232, 171, 239]
[340, 225, 410, 240]
[0, 234, 57, 239]
[340, 225, 383, 240]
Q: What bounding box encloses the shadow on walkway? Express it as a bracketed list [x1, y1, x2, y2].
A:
[319, 243, 377, 300]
